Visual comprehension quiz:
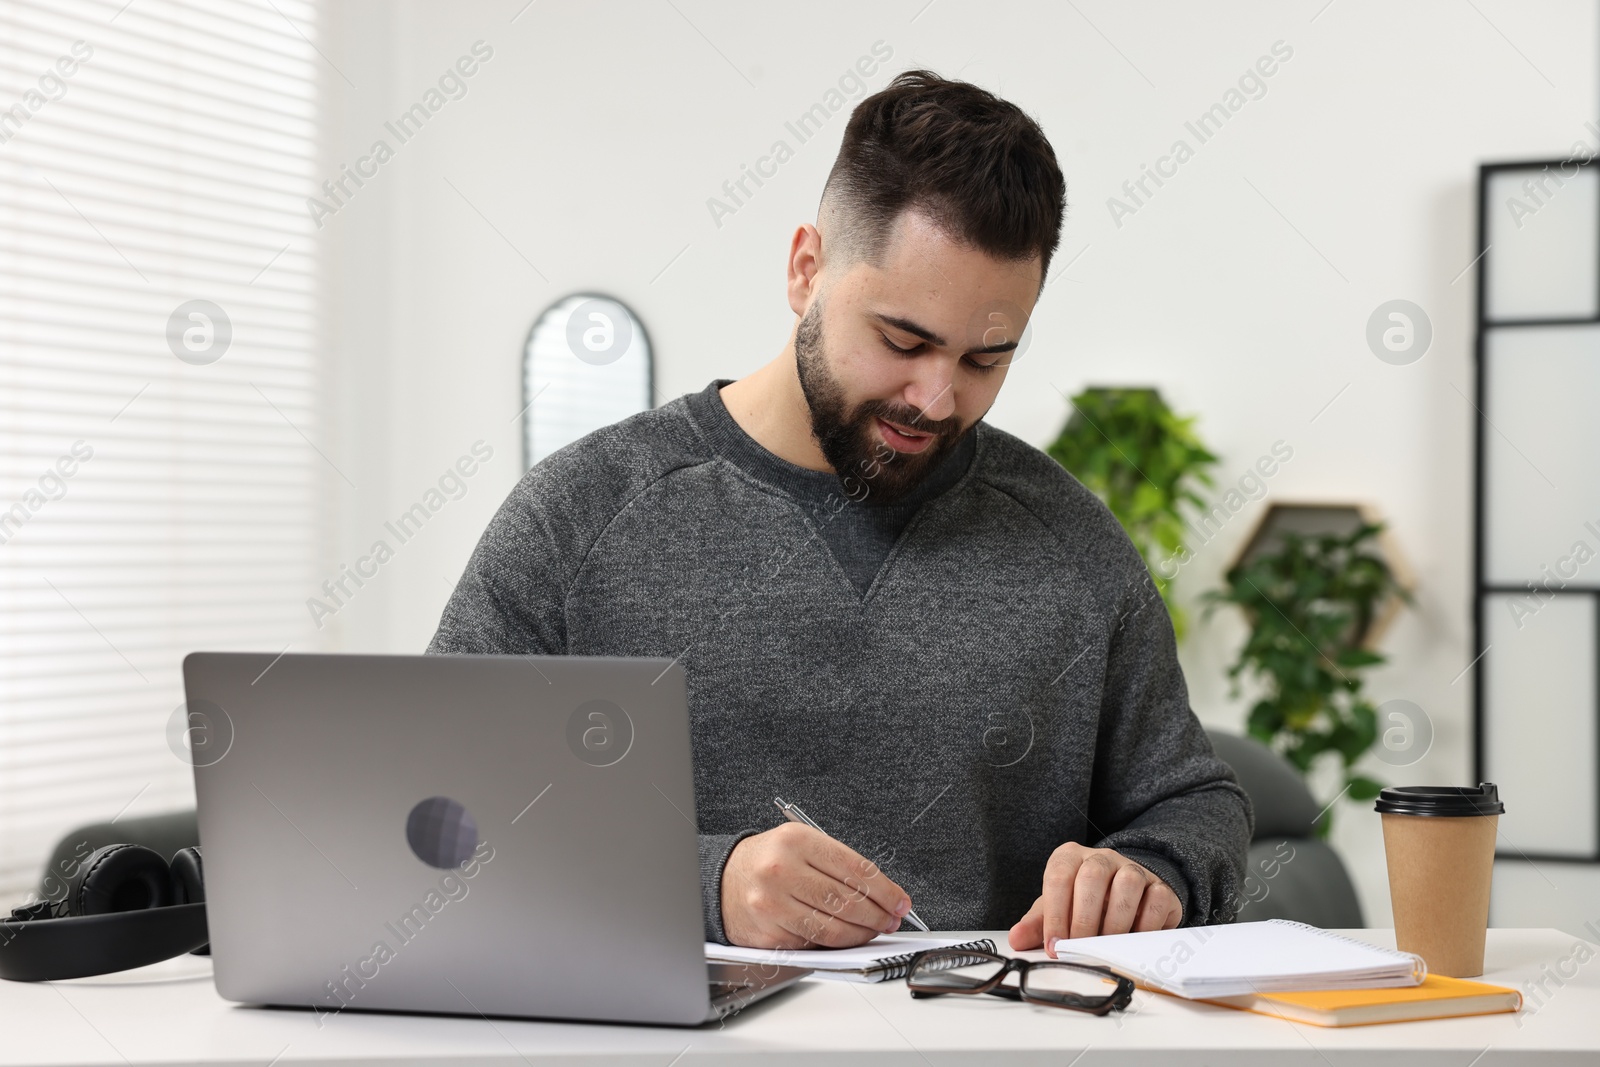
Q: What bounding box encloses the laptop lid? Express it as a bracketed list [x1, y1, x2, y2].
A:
[184, 651, 713, 1026]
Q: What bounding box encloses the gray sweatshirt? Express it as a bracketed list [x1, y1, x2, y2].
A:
[427, 379, 1254, 943]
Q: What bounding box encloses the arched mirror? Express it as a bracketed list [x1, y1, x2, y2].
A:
[521, 293, 654, 470]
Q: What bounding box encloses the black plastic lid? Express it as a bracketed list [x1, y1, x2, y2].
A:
[1374, 782, 1504, 817]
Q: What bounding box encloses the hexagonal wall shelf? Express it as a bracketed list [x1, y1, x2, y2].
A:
[1229, 502, 1414, 650]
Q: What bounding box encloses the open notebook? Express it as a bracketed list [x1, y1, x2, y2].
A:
[706, 935, 996, 983]
[1051, 920, 1427, 999]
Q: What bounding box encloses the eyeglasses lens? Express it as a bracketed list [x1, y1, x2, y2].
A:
[1021, 963, 1122, 1004]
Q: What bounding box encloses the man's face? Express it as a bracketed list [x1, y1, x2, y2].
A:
[795, 210, 1041, 504]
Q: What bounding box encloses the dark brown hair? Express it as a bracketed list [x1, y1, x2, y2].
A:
[821, 69, 1066, 284]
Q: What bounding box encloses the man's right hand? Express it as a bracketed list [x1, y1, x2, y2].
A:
[719, 822, 914, 949]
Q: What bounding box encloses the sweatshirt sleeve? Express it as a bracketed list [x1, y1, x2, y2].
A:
[700, 830, 760, 945]
[425, 441, 744, 942]
[426, 460, 577, 658]
[1087, 564, 1255, 927]
[426, 425, 687, 656]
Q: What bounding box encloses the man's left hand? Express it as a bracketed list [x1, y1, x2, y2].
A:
[1007, 842, 1182, 955]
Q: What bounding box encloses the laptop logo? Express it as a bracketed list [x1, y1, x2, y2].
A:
[405, 796, 479, 869]
[566, 699, 633, 767]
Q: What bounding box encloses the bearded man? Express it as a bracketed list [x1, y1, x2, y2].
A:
[428, 70, 1253, 953]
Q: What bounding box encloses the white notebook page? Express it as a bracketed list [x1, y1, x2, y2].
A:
[1051, 920, 1422, 995]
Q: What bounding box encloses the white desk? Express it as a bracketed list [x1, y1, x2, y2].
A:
[5, 929, 1595, 1065]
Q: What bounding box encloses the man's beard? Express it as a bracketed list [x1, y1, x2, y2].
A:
[793, 299, 967, 505]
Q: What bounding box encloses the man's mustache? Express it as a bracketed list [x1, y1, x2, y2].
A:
[861, 404, 959, 437]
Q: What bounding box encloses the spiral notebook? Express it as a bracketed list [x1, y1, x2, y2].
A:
[705, 935, 997, 983]
[1050, 920, 1427, 999]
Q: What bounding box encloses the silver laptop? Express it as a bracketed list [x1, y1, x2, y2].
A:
[183, 651, 808, 1026]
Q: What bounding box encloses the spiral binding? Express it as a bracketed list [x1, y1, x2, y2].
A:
[872, 937, 997, 979]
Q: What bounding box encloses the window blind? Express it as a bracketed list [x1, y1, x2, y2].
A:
[0, 0, 323, 899]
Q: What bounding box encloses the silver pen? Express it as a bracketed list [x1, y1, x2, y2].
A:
[773, 796, 930, 933]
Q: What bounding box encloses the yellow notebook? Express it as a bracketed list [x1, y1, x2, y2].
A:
[1199, 975, 1523, 1027]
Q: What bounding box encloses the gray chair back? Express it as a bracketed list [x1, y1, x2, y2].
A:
[37, 810, 199, 899]
[1206, 729, 1364, 929]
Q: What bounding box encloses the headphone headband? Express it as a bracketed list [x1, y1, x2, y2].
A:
[0, 902, 208, 982]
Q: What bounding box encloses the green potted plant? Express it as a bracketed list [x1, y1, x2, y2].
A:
[1046, 387, 1218, 641]
[1201, 521, 1412, 837]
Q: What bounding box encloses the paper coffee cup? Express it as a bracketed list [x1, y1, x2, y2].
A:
[1376, 783, 1504, 978]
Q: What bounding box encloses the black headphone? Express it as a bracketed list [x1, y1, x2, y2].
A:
[0, 844, 209, 982]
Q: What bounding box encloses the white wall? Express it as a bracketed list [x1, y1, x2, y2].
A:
[315, 0, 1600, 934]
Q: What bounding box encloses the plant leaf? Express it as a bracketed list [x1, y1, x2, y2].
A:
[1346, 774, 1385, 801]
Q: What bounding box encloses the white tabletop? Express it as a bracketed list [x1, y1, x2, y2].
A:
[5, 929, 1592, 1065]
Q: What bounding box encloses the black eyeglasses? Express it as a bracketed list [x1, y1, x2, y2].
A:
[906, 948, 1135, 1015]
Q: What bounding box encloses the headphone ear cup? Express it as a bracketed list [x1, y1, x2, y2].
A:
[168, 845, 209, 956]
[169, 846, 204, 904]
[66, 844, 173, 917]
